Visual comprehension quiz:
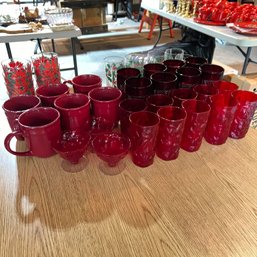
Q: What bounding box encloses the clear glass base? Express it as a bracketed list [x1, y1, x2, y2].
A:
[99, 160, 126, 176]
[61, 156, 88, 173]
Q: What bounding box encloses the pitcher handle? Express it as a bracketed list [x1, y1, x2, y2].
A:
[4, 131, 32, 156]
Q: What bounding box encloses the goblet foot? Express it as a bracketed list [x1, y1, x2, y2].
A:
[61, 156, 88, 173]
[98, 160, 126, 176]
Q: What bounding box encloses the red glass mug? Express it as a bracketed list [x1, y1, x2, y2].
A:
[4, 107, 61, 158]
[2, 95, 41, 140]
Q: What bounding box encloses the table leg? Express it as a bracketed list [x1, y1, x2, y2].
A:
[51, 39, 56, 52]
[153, 16, 163, 48]
[236, 46, 257, 75]
[5, 43, 13, 60]
[71, 37, 78, 76]
[240, 47, 252, 75]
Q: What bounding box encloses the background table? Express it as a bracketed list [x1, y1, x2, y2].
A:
[141, 2, 257, 74]
[0, 25, 82, 76]
[1, 99, 257, 256]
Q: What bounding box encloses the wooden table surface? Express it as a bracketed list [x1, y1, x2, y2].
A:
[1, 103, 257, 257]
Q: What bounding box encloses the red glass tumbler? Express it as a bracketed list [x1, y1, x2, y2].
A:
[229, 90, 257, 139]
[119, 98, 147, 135]
[181, 99, 210, 152]
[193, 84, 218, 103]
[129, 111, 160, 167]
[150, 72, 178, 95]
[171, 88, 198, 107]
[176, 67, 202, 88]
[143, 63, 167, 79]
[201, 64, 225, 82]
[89, 87, 122, 131]
[146, 94, 173, 113]
[125, 77, 153, 99]
[205, 93, 237, 145]
[156, 106, 187, 160]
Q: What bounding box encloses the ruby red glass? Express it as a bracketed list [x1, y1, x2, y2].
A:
[156, 106, 187, 160]
[129, 111, 160, 167]
[205, 93, 237, 145]
[181, 99, 211, 152]
[230, 90, 257, 139]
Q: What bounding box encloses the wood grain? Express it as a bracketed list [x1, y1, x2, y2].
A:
[0, 106, 257, 257]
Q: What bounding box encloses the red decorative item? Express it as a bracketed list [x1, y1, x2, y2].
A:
[1, 58, 35, 98]
[32, 52, 61, 87]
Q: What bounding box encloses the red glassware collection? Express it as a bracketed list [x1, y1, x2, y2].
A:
[2, 52, 257, 173]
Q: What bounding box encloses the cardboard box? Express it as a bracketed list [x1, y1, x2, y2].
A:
[73, 7, 106, 28]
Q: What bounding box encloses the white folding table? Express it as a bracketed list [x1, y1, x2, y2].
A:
[0, 25, 82, 76]
[141, 2, 257, 74]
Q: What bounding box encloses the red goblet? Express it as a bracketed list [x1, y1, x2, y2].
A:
[53, 130, 90, 173]
[92, 132, 131, 175]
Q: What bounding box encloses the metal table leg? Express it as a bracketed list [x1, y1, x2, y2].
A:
[51, 39, 56, 52]
[236, 46, 257, 75]
[5, 43, 13, 59]
[241, 47, 252, 75]
[153, 16, 163, 48]
[71, 37, 78, 76]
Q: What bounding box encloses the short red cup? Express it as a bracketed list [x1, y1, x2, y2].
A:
[64, 74, 102, 95]
[4, 107, 61, 158]
[36, 83, 69, 107]
[125, 77, 153, 99]
[143, 63, 167, 79]
[201, 64, 225, 82]
[176, 67, 202, 88]
[150, 72, 178, 95]
[2, 95, 41, 140]
[89, 87, 122, 131]
[171, 88, 198, 107]
[119, 98, 147, 136]
[146, 94, 173, 113]
[54, 93, 91, 132]
[193, 84, 219, 103]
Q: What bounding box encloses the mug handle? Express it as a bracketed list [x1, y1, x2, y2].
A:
[63, 80, 73, 86]
[4, 131, 32, 156]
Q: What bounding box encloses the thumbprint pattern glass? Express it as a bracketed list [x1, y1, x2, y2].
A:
[156, 106, 187, 160]
[129, 111, 160, 167]
[119, 98, 147, 136]
[171, 88, 198, 107]
[229, 90, 257, 139]
[146, 94, 173, 113]
[181, 99, 210, 152]
[193, 84, 218, 103]
[205, 93, 237, 145]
